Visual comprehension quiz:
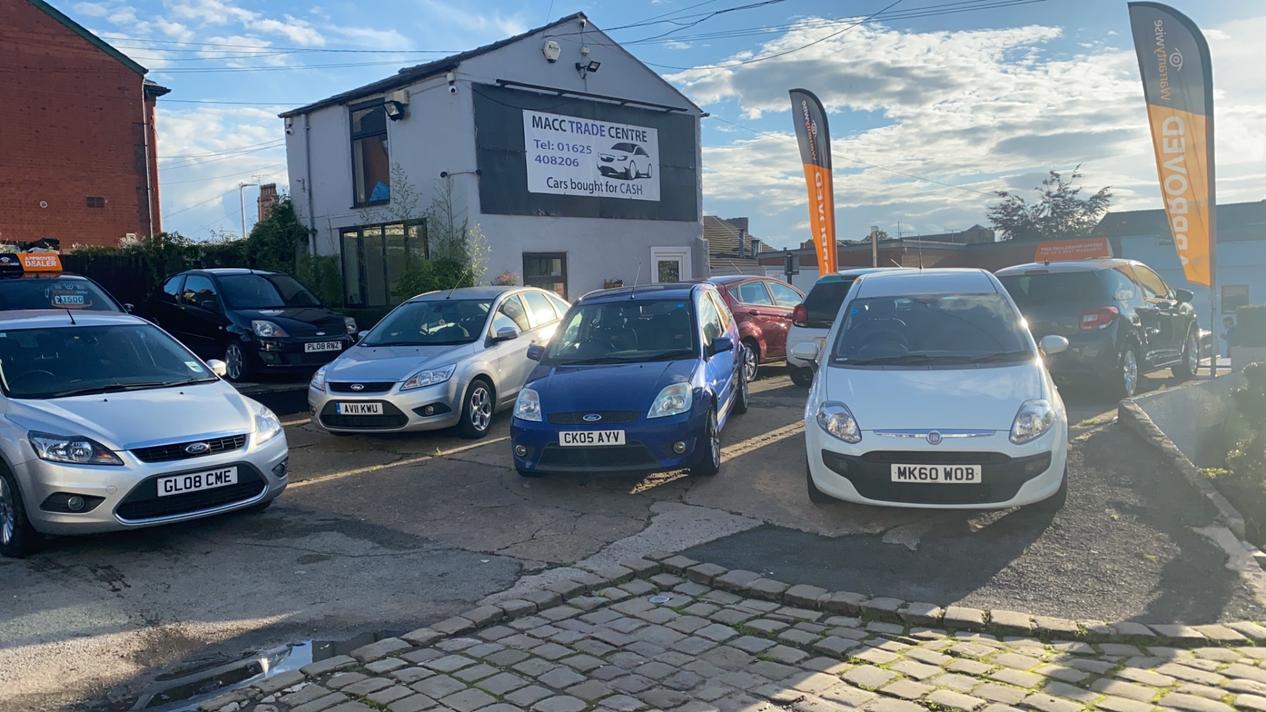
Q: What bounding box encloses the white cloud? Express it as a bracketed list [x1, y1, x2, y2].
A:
[331, 25, 414, 49]
[416, 0, 527, 39]
[73, 2, 109, 17]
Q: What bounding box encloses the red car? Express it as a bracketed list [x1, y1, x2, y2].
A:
[708, 275, 805, 380]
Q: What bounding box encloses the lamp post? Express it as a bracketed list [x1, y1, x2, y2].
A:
[238, 181, 260, 239]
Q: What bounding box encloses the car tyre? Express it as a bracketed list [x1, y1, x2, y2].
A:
[457, 378, 495, 439]
[224, 342, 251, 382]
[1174, 327, 1199, 380]
[806, 459, 833, 504]
[1113, 342, 1140, 399]
[732, 359, 749, 415]
[689, 407, 721, 477]
[0, 468, 40, 559]
[741, 339, 760, 382]
[624, 164, 634, 180]
[789, 365, 814, 388]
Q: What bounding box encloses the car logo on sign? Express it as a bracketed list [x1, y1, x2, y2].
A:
[582, 413, 603, 422]
[185, 442, 211, 455]
[350, 383, 365, 391]
[926, 431, 942, 446]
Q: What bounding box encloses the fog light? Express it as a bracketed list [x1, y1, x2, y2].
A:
[423, 405, 435, 416]
[514, 445, 528, 457]
[672, 441, 688, 454]
[273, 459, 289, 478]
[66, 495, 86, 512]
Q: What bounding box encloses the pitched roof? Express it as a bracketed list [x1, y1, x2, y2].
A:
[704, 216, 770, 256]
[27, 0, 146, 75]
[1095, 200, 1266, 242]
[280, 13, 589, 118]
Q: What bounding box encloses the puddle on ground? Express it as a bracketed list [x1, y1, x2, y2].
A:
[111, 630, 402, 711]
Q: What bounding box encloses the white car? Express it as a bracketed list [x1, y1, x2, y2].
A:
[796, 269, 1070, 509]
[786, 268, 908, 387]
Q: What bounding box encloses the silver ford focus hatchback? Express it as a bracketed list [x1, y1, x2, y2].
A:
[0, 311, 289, 558]
[308, 286, 570, 438]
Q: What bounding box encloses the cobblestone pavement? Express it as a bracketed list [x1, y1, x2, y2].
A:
[204, 556, 1266, 712]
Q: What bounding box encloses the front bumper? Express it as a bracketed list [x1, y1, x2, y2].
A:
[17, 431, 289, 535]
[805, 420, 1067, 509]
[309, 379, 465, 433]
[253, 336, 354, 370]
[511, 409, 706, 475]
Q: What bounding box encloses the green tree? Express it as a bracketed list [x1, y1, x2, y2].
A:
[987, 168, 1112, 241]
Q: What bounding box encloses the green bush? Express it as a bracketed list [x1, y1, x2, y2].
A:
[392, 256, 473, 300]
[1237, 305, 1266, 347]
[1210, 361, 1266, 544]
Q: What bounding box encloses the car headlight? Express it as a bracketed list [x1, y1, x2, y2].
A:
[1010, 399, 1055, 444]
[400, 364, 456, 392]
[29, 432, 123, 466]
[252, 320, 287, 338]
[344, 317, 357, 335]
[815, 402, 862, 443]
[648, 382, 692, 419]
[310, 365, 327, 392]
[253, 406, 283, 443]
[514, 387, 542, 422]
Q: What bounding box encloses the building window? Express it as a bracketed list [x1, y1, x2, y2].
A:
[340, 221, 426, 307]
[523, 253, 567, 298]
[351, 104, 390, 206]
[1223, 285, 1250, 315]
[86, 196, 105, 208]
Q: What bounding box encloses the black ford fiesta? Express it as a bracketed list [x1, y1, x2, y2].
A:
[146, 268, 356, 381]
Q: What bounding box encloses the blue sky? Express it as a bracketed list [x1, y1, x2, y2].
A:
[66, 0, 1266, 248]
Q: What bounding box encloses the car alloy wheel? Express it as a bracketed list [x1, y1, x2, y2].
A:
[742, 342, 759, 382]
[690, 408, 721, 477]
[469, 384, 492, 432]
[0, 477, 14, 548]
[1121, 346, 1138, 397]
[1183, 331, 1199, 376]
[225, 343, 244, 381]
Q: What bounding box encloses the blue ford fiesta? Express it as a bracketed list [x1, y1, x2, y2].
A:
[510, 283, 748, 477]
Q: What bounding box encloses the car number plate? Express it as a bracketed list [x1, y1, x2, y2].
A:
[336, 402, 383, 415]
[305, 340, 343, 353]
[157, 466, 238, 497]
[559, 430, 626, 447]
[890, 464, 982, 484]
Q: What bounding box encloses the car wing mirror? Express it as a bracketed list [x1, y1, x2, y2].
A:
[206, 359, 228, 378]
[526, 344, 544, 361]
[790, 341, 820, 364]
[1039, 335, 1069, 356]
[1174, 288, 1194, 303]
[493, 326, 520, 342]
[123, 303, 135, 313]
[199, 299, 218, 312]
[357, 330, 369, 342]
[709, 336, 734, 356]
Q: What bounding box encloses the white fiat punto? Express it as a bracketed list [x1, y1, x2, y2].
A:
[795, 269, 1070, 510]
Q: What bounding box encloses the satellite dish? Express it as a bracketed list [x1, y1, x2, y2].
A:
[542, 40, 561, 63]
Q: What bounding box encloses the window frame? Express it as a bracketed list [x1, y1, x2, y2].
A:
[1130, 265, 1172, 301]
[766, 280, 804, 307]
[730, 280, 774, 306]
[349, 101, 391, 208]
[523, 252, 568, 299]
[181, 274, 221, 311]
[338, 219, 427, 308]
[491, 294, 531, 335]
[520, 289, 561, 329]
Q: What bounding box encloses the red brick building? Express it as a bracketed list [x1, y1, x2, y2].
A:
[0, 0, 167, 248]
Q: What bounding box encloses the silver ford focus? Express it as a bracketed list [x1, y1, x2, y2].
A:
[308, 286, 570, 438]
[0, 311, 288, 558]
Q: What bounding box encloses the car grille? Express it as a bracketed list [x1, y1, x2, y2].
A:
[537, 444, 657, 472]
[549, 411, 641, 425]
[328, 381, 396, 394]
[821, 450, 1052, 505]
[115, 464, 266, 521]
[318, 401, 408, 429]
[132, 434, 248, 463]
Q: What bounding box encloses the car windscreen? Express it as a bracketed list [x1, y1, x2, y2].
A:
[801, 278, 855, 328]
[0, 323, 216, 399]
[547, 299, 698, 365]
[0, 277, 119, 311]
[999, 271, 1115, 310]
[831, 293, 1034, 367]
[362, 299, 492, 346]
[219, 274, 321, 309]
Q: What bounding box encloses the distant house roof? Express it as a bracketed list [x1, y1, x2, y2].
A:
[1096, 200, 1266, 243]
[710, 256, 767, 277]
[27, 0, 147, 75]
[704, 216, 770, 257]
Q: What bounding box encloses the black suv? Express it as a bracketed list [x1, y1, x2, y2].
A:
[997, 259, 1199, 397]
[146, 268, 355, 381]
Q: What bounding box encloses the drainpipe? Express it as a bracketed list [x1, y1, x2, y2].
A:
[304, 114, 317, 255]
[141, 77, 155, 240]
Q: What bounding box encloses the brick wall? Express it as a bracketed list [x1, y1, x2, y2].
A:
[0, 0, 157, 248]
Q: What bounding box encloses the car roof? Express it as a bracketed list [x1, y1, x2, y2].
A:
[706, 275, 759, 285]
[0, 272, 91, 281]
[995, 258, 1137, 276]
[407, 285, 524, 302]
[815, 267, 910, 283]
[854, 268, 999, 298]
[579, 283, 700, 304]
[0, 309, 148, 329]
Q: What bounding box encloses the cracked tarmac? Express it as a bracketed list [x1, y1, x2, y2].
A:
[1, 369, 1261, 711]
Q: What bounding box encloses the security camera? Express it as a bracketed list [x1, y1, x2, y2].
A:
[579, 17, 587, 28]
[448, 85, 458, 94]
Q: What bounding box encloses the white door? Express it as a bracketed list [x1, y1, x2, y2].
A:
[651, 247, 691, 283]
